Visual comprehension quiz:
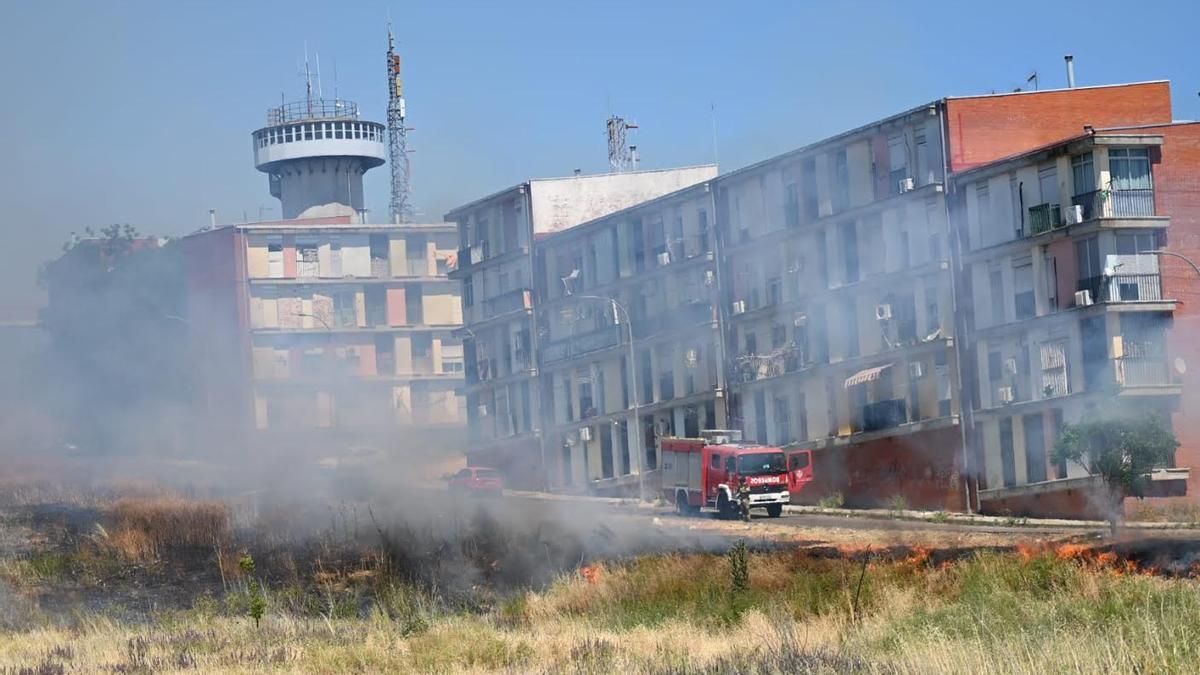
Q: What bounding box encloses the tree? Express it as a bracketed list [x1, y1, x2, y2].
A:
[1052, 413, 1178, 534]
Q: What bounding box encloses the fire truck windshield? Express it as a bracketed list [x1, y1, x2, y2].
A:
[737, 452, 786, 476]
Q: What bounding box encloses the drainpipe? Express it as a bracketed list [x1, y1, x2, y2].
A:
[524, 183, 550, 491]
[707, 181, 733, 428]
[939, 102, 979, 514]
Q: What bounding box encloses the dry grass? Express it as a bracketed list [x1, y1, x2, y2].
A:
[94, 496, 229, 562]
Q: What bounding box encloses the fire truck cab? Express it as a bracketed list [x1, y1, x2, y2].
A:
[660, 430, 790, 519]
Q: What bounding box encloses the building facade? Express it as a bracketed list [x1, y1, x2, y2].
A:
[446, 167, 719, 488]
[180, 218, 465, 450]
[955, 124, 1200, 517]
[451, 80, 1200, 515]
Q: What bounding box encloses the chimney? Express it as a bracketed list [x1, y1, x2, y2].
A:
[630, 145, 639, 171]
[1065, 55, 1076, 89]
[208, 209, 216, 229]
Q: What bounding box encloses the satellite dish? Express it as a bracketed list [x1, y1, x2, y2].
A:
[1175, 357, 1187, 376]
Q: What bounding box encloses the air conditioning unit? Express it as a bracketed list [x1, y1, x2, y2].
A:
[898, 177, 915, 193]
[477, 404, 490, 417]
[657, 251, 671, 266]
[1004, 358, 1018, 375]
[1065, 204, 1084, 225]
[1074, 290, 1094, 307]
[793, 312, 808, 327]
[579, 427, 592, 442]
[875, 303, 893, 321]
[704, 269, 716, 286]
[731, 300, 747, 315]
[997, 386, 1014, 405]
[909, 362, 924, 379]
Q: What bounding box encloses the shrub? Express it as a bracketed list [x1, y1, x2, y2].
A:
[818, 492, 845, 509]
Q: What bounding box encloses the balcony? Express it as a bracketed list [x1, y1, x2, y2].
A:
[735, 345, 805, 382]
[1027, 203, 1062, 236]
[863, 398, 908, 432]
[455, 242, 489, 271]
[1116, 356, 1172, 388]
[370, 259, 390, 278]
[542, 325, 622, 365]
[1071, 189, 1156, 220]
[482, 288, 532, 319]
[1077, 273, 1163, 304]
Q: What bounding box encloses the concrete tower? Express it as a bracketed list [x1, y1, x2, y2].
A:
[252, 99, 386, 220]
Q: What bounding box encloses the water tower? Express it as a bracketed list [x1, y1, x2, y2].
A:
[252, 98, 386, 220]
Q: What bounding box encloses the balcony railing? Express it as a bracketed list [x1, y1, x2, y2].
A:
[1077, 273, 1163, 304]
[735, 345, 805, 382]
[482, 288, 532, 319]
[370, 259, 390, 278]
[1116, 356, 1171, 387]
[542, 325, 622, 365]
[632, 302, 713, 338]
[863, 398, 908, 432]
[1071, 189, 1156, 220]
[1027, 203, 1063, 235]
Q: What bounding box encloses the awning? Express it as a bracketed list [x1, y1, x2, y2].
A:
[844, 363, 891, 389]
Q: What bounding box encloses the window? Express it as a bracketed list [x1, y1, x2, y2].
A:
[785, 183, 800, 228]
[976, 183, 991, 241]
[999, 418, 1016, 488]
[333, 290, 357, 327]
[1109, 148, 1152, 190]
[816, 230, 830, 288]
[988, 351, 1003, 384]
[710, 453, 721, 470]
[1039, 339, 1069, 398]
[989, 269, 1005, 325]
[888, 135, 908, 194]
[839, 221, 859, 283]
[1013, 259, 1034, 320]
[802, 158, 819, 220]
[915, 132, 929, 185]
[1071, 152, 1095, 196]
[833, 150, 850, 211]
[1024, 413, 1047, 483]
[924, 277, 940, 334]
[773, 396, 792, 444]
[767, 276, 782, 306]
[771, 323, 787, 349]
[1075, 236, 1101, 281]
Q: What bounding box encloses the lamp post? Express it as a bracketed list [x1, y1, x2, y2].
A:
[562, 277, 646, 502]
[1151, 249, 1200, 280]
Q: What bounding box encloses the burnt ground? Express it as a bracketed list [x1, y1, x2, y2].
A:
[7, 487, 1200, 628]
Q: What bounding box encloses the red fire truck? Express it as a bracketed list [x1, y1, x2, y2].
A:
[660, 430, 791, 519]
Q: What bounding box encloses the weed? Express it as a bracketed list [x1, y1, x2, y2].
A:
[930, 511, 950, 523]
[729, 540, 750, 596]
[885, 494, 909, 513]
[818, 492, 845, 509]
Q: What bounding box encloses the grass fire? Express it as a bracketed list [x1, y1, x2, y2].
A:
[4, 476, 1200, 673]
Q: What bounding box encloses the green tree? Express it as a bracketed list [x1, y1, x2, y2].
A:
[1052, 413, 1178, 534]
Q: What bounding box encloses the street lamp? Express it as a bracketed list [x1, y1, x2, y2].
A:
[1151, 249, 1200, 279]
[561, 273, 647, 502]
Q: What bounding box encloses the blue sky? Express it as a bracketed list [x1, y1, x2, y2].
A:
[1, 0, 1197, 319]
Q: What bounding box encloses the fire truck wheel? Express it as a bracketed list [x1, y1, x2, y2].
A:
[766, 503, 783, 518]
[675, 492, 690, 515]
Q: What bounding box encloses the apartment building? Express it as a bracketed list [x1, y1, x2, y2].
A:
[718, 104, 966, 510]
[446, 166, 718, 488]
[953, 123, 1200, 517]
[181, 217, 465, 448]
[535, 182, 727, 491]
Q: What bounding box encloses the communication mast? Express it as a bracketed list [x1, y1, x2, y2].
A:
[607, 115, 638, 173]
[387, 25, 414, 223]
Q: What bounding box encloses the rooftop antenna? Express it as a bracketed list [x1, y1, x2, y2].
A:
[303, 42, 313, 115]
[607, 115, 637, 172]
[387, 21, 414, 223]
[1027, 71, 1038, 91]
[710, 101, 720, 168]
[315, 52, 323, 100]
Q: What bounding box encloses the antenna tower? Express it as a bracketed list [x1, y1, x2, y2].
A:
[387, 25, 414, 223]
[607, 116, 638, 172]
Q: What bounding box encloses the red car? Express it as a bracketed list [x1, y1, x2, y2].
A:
[447, 467, 504, 497]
